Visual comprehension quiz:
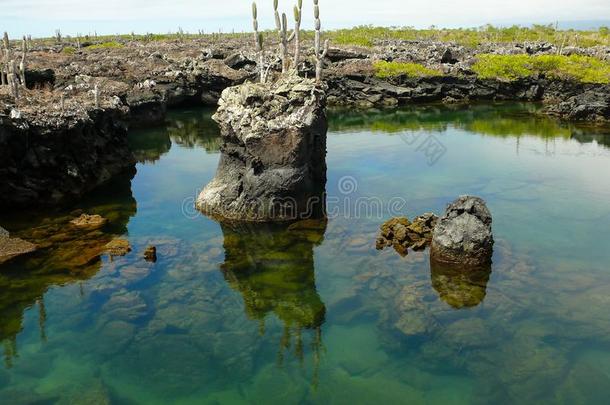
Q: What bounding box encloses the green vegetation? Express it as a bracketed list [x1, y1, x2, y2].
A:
[326, 24, 610, 48]
[61, 46, 76, 54]
[472, 54, 610, 83]
[373, 60, 441, 78]
[86, 41, 124, 50]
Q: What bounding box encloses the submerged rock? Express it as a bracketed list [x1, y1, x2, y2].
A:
[105, 239, 132, 257]
[376, 213, 438, 256]
[431, 196, 494, 266]
[196, 73, 328, 222]
[0, 226, 37, 264]
[69, 213, 108, 229]
[144, 245, 157, 262]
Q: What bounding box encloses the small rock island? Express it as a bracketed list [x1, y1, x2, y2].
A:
[196, 73, 328, 222]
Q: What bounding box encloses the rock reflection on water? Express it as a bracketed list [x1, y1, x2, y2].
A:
[128, 108, 221, 164]
[328, 102, 610, 148]
[128, 128, 172, 164]
[166, 109, 222, 153]
[430, 260, 492, 309]
[0, 170, 137, 367]
[219, 219, 327, 367]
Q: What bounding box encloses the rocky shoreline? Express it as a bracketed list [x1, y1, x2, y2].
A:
[1, 38, 609, 209]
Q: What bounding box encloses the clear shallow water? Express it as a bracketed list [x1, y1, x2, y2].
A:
[1, 103, 610, 404]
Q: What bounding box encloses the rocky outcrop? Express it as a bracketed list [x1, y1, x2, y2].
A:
[376, 213, 438, 256]
[196, 73, 328, 222]
[545, 88, 610, 122]
[431, 196, 494, 267]
[0, 226, 37, 264]
[0, 106, 135, 209]
[326, 73, 549, 109]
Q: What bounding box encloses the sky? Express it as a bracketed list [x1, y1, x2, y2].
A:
[1, 0, 609, 38]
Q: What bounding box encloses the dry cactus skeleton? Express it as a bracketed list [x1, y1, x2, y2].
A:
[1, 32, 28, 98]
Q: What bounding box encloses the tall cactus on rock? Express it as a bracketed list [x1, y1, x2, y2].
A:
[0, 44, 5, 86]
[292, 0, 303, 70]
[313, 0, 329, 83]
[1, 32, 10, 86]
[274, 0, 294, 73]
[7, 60, 19, 100]
[252, 2, 266, 83]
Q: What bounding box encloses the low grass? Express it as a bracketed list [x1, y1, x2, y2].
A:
[373, 60, 441, 78]
[472, 54, 610, 83]
[61, 46, 76, 54]
[86, 41, 124, 50]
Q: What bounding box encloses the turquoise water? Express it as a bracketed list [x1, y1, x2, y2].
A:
[1, 103, 610, 404]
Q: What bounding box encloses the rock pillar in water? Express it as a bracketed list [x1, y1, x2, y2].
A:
[431, 195, 494, 267]
[196, 74, 327, 222]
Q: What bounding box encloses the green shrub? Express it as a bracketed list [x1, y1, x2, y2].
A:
[472, 54, 610, 84]
[62, 46, 76, 54]
[374, 60, 442, 78]
[86, 41, 124, 50]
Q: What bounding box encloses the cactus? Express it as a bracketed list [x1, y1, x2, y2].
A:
[2, 32, 11, 87]
[252, 2, 266, 83]
[8, 60, 19, 100]
[94, 84, 100, 109]
[313, 0, 329, 83]
[55, 29, 62, 44]
[274, 0, 294, 72]
[0, 44, 5, 86]
[292, 0, 303, 70]
[19, 36, 27, 88]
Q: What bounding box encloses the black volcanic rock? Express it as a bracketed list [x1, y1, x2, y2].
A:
[196, 73, 328, 222]
[431, 196, 494, 267]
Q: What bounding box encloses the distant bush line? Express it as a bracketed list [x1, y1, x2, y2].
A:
[328, 24, 610, 48]
[32, 23, 610, 49]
